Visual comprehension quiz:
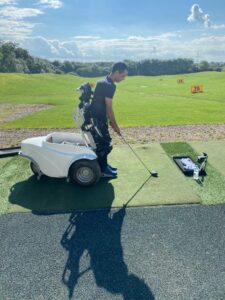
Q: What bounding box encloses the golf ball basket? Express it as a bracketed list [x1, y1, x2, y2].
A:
[173, 152, 208, 177]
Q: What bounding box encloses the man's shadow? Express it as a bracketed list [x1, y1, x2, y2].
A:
[61, 206, 155, 299]
[9, 173, 155, 299]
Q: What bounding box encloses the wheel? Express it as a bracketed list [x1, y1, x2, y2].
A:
[70, 159, 101, 186]
[30, 161, 40, 176]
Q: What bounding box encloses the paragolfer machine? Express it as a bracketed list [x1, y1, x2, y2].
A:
[19, 83, 102, 187]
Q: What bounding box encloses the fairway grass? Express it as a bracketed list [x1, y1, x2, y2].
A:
[1, 72, 225, 128]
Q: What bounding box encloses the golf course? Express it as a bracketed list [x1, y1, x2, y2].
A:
[2, 1, 225, 297]
[1, 71, 225, 214]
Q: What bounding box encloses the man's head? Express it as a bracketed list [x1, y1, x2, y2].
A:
[111, 62, 128, 82]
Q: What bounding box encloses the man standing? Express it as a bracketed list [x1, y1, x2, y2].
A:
[89, 62, 128, 178]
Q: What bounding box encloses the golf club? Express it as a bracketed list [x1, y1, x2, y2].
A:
[120, 134, 158, 177]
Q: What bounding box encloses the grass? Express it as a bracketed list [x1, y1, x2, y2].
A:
[1, 72, 225, 212]
[0, 144, 200, 214]
[190, 141, 225, 177]
[0, 71, 225, 128]
[161, 142, 225, 205]
[1, 141, 225, 214]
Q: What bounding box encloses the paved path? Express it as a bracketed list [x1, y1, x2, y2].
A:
[1, 205, 225, 300]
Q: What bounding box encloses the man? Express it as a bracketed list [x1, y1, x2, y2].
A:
[89, 62, 128, 178]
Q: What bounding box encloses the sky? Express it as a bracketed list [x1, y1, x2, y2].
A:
[0, 0, 225, 62]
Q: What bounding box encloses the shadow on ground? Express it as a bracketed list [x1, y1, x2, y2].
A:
[61, 208, 155, 299]
[8, 172, 152, 212]
[9, 175, 117, 212]
[9, 174, 155, 299]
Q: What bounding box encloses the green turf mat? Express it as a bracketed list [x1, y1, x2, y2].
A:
[110, 144, 200, 207]
[190, 141, 225, 177]
[162, 141, 225, 205]
[0, 144, 200, 214]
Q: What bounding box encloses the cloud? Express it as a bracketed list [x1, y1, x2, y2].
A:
[19, 33, 225, 62]
[20, 36, 81, 59]
[0, 18, 35, 38]
[211, 24, 225, 29]
[184, 35, 225, 61]
[38, 0, 62, 9]
[19, 34, 172, 61]
[0, 0, 16, 5]
[0, 6, 43, 19]
[0, 3, 43, 39]
[68, 33, 182, 61]
[187, 4, 225, 30]
[0, 0, 63, 40]
[72, 36, 101, 40]
[187, 4, 211, 28]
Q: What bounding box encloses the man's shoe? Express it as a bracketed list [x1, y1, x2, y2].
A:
[108, 164, 117, 172]
[101, 166, 117, 178]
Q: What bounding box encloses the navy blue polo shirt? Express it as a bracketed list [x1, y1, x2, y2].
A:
[90, 76, 116, 123]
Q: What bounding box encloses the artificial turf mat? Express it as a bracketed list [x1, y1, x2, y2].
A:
[0, 143, 200, 214]
[162, 141, 225, 205]
[190, 141, 225, 177]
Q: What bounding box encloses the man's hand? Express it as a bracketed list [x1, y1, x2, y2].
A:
[110, 122, 121, 136]
[115, 128, 121, 136]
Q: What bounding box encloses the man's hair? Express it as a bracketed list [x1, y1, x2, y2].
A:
[112, 62, 128, 74]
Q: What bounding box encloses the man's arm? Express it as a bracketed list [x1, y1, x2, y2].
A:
[105, 97, 121, 136]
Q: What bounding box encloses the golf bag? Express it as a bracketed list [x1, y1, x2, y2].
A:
[76, 82, 113, 165]
[77, 82, 93, 128]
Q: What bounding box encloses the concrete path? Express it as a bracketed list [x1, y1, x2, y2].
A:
[1, 204, 225, 300]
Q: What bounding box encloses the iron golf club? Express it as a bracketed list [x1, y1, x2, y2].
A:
[120, 135, 158, 177]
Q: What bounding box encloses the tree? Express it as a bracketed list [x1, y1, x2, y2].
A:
[0, 42, 17, 72]
[0, 41, 222, 75]
[199, 60, 210, 71]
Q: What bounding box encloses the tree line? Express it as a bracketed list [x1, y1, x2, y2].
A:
[0, 42, 224, 76]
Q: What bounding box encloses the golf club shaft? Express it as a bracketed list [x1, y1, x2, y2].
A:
[120, 135, 152, 174]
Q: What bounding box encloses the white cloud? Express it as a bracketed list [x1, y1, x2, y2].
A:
[187, 4, 225, 30]
[17, 33, 225, 62]
[72, 36, 101, 40]
[187, 4, 211, 28]
[69, 33, 182, 61]
[20, 36, 81, 59]
[0, 0, 16, 5]
[0, 18, 35, 38]
[211, 24, 225, 29]
[0, 6, 43, 19]
[38, 0, 62, 9]
[0, 0, 63, 40]
[0, 3, 43, 39]
[182, 35, 225, 61]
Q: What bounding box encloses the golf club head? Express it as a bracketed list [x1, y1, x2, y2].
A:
[150, 170, 158, 177]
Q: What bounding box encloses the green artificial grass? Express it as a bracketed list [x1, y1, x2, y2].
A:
[1, 142, 225, 214]
[161, 141, 225, 205]
[0, 144, 200, 214]
[1, 72, 225, 128]
[190, 141, 225, 177]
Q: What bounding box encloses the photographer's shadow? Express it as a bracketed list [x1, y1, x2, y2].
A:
[61, 207, 155, 299]
[9, 175, 116, 212]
